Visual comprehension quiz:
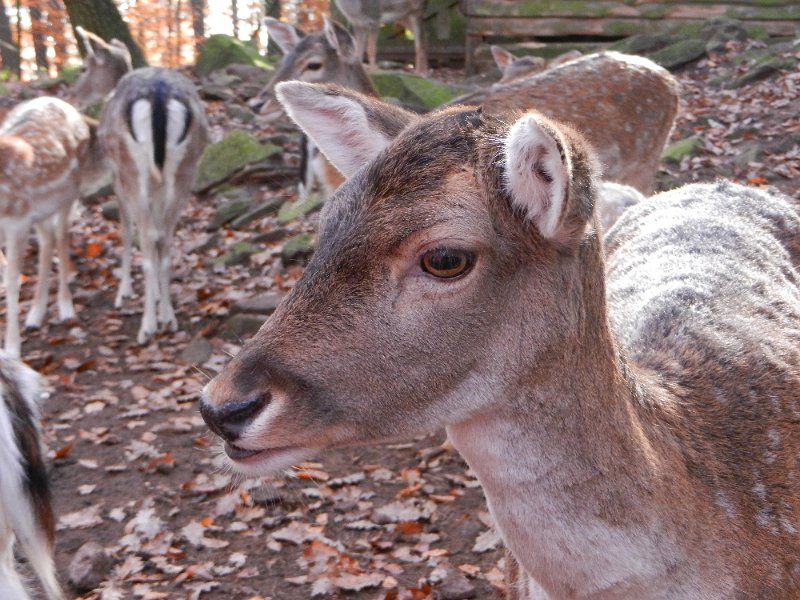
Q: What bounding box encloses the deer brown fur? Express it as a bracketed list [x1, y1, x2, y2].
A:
[201, 82, 800, 599]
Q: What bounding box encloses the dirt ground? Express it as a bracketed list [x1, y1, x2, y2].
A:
[6, 39, 800, 600]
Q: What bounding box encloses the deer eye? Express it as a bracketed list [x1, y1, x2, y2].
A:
[306, 62, 323, 71]
[420, 248, 474, 279]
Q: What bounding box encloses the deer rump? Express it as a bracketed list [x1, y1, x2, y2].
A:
[123, 79, 194, 178]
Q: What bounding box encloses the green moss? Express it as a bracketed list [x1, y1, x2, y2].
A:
[195, 34, 272, 77]
[194, 130, 280, 192]
[371, 71, 467, 110]
[649, 39, 708, 69]
[277, 193, 324, 224]
[281, 233, 316, 265]
[602, 20, 645, 37]
[662, 137, 703, 163]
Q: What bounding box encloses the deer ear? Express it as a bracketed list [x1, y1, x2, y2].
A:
[263, 17, 303, 54]
[503, 113, 572, 239]
[490, 46, 515, 72]
[323, 17, 357, 62]
[276, 81, 417, 178]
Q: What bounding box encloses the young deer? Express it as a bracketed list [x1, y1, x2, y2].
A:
[72, 28, 211, 343]
[99, 68, 210, 344]
[0, 352, 62, 600]
[451, 51, 681, 195]
[333, 0, 428, 73]
[0, 97, 105, 358]
[201, 82, 800, 599]
[490, 45, 582, 85]
[252, 17, 377, 199]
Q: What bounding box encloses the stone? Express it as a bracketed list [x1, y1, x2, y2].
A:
[230, 197, 285, 229]
[222, 313, 268, 340]
[206, 197, 251, 231]
[225, 63, 274, 86]
[193, 130, 282, 192]
[733, 142, 761, 171]
[195, 34, 272, 77]
[662, 136, 703, 163]
[215, 241, 260, 267]
[227, 105, 255, 123]
[100, 199, 120, 222]
[199, 83, 235, 103]
[68, 541, 114, 593]
[730, 57, 798, 89]
[430, 564, 476, 600]
[180, 336, 213, 365]
[231, 291, 284, 316]
[277, 193, 324, 224]
[251, 227, 290, 245]
[370, 71, 468, 111]
[649, 39, 707, 70]
[281, 233, 315, 267]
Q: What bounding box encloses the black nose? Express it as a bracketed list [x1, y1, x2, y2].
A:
[200, 392, 271, 442]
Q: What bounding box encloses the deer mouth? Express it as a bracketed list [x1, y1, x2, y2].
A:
[223, 441, 313, 473]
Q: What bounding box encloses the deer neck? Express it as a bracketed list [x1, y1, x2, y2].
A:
[447, 233, 675, 595]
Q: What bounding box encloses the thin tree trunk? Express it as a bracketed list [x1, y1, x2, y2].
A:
[231, 0, 238, 38]
[48, 0, 68, 69]
[30, 5, 49, 73]
[63, 0, 147, 67]
[264, 0, 279, 18]
[0, 0, 20, 75]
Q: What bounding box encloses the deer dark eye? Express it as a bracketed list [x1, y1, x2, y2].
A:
[420, 248, 474, 279]
[306, 62, 323, 71]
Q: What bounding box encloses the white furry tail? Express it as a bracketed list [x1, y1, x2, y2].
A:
[0, 353, 62, 600]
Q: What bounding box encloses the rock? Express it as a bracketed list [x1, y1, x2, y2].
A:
[189, 232, 221, 254]
[180, 336, 213, 364]
[370, 71, 468, 111]
[430, 564, 476, 600]
[732, 142, 761, 171]
[700, 17, 754, 52]
[215, 241, 260, 267]
[277, 193, 324, 224]
[227, 105, 255, 123]
[730, 56, 798, 89]
[610, 31, 675, 56]
[195, 34, 272, 77]
[281, 233, 315, 267]
[199, 82, 236, 103]
[68, 541, 114, 593]
[649, 39, 707, 70]
[222, 313, 268, 340]
[231, 197, 285, 229]
[193, 131, 281, 192]
[251, 485, 288, 506]
[225, 63, 274, 86]
[100, 199, 120, 222]
[206, 197, 251, 231]
[251, 227, 290, 245]
[662, 136, 703, 163]
[231, 291, 284, 316]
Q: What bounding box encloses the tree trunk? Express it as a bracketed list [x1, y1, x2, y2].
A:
[264, 0, 279, 18]
[231, 0, 238, 38]
[63, 0, 147, 67]
[0, 0, 19, 75]
[190, 0, 204, 54]
[48, 0, 68, 69]
[30, 5, 49, 73]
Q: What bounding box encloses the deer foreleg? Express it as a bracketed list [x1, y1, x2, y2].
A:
[137, 219, 160, 344]
[54, 203, 75, 321]
[4, 230, 25, 358]
[114, 201, 134, 308]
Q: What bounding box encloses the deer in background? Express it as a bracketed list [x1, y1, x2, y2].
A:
[73, 28, 210, 344]
[490, 45, 582, 85]
[201, 81, 800, 599]
[252, 16, 378, 200]
[0, 97, 106, 358]
[72, 26, 133, 107]
[451, 51, 681, 195]
[333, 0, 428, 73]
[0, 352, 62, 600]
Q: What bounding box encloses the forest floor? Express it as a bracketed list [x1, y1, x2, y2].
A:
[4, 37, 799, 600]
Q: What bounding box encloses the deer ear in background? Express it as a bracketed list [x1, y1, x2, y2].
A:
[263, 16, 304, 54]
[323, 17, 358, 63]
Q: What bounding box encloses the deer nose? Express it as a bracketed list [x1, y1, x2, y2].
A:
[199, 391, 271, 442]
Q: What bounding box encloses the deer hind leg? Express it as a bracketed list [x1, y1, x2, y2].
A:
[353, 26, 368, 66]
[136, 216, 160, 344]
[155, 227, 177, 332]
[114, 200, 135, 308]
[4, 229, 26, 358]
[24, 221, 54, 330]
[53, 203, 75, 321]
[366, 27, 379, 70]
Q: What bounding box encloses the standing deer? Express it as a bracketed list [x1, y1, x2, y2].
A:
[0, 352, 62, 600]
[252, 17, 378, 199]
[451, 51, 681, 195]
[73, 28, 210, 344]
[201, 82, 800, 599]
[0, 97, 106, 358]
[490, 45, 582, 85]
[334, 0, 428, 73]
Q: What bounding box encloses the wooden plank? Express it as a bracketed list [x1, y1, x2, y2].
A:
[463, 1, 799, 20]
[466, 16, 799, 38]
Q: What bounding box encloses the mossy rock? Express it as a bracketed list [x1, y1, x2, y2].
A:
[277, 193, 324, 225]
[206, 197, 251, 231]
[194, 130, 281, 192]
[662, 137, 703, 163]
[370, 71, 468, 111]
[649, 39, 708, 70]
[610, 32, 675, 55]
[195, 34, 272, 77]
[729, 56, 798, 89]
[215, 241, 261, 267]
[281, 233, 316, 266]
